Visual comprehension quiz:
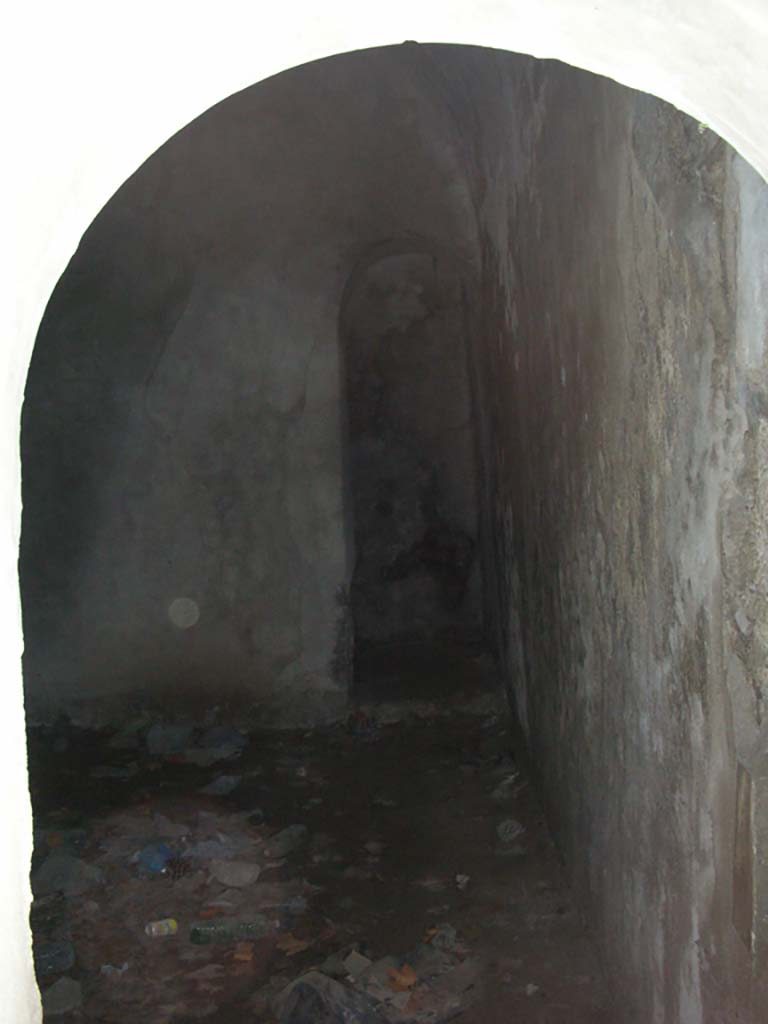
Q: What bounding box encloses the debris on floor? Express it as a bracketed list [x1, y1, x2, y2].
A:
[275, 970, 386, 1024]
[42, 977, 82, 1017]
[199, 773, 241, 796]
[27, 707, 613, 1022]
[35, 940, 76, 977]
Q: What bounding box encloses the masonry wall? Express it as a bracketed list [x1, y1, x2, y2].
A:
[418, 49, 768, 1022]
[19, 49, 476, 726]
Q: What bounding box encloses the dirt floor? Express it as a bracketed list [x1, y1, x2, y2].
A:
[27, 699, 615, 1023]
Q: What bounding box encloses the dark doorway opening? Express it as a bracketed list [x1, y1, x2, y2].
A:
[339, 247, 493, 703]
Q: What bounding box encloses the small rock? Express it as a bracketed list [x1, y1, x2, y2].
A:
[209, 859, 261, 888]
[264, 825, 308, 858]
[320, 943, 362, 979]
[42, 977, 82, 1016]
[389, 990, 412, 1010]
[525, 982, 540, 996]
[100, 962, 129, 977]
[343, 950, 373, 979]
[200, 774, 241, 796]
[33, 854, 103, 897]
[34, 940, 75, 977]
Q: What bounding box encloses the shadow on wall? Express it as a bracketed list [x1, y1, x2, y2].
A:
[17, 46, 480, 728]
[338, 242, 486, 695]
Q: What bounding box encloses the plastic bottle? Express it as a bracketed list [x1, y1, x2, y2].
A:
[144, 918, 178, 937]
[189, 915, 275, 945]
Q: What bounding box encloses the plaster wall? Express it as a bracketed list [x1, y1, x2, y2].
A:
[427, 51, 768, 1021]
[20, 51, 475, 726]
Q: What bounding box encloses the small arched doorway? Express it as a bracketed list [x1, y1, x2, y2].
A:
[338, 242, 494, 702]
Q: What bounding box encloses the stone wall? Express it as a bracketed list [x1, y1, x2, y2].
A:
[419, 48, 768, 1022]
[20, 49, 476, 726]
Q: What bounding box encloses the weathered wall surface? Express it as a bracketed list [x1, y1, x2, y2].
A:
[722, 156, 768, 985]
[20, 49, 476, 726]
[10, 7, 768, 1024]
[19, 40, 768, 1019]
[341, 251, 481, 648]
[420, 50, 768, 1022]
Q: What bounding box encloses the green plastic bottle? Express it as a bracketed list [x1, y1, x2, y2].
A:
[189, 915, 276, 945]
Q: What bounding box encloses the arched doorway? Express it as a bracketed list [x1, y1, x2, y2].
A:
[339, 243, 485, 702]
[8, 8, 768, 1021]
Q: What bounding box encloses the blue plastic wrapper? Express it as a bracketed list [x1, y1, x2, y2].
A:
[137, 841, 173, 875]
